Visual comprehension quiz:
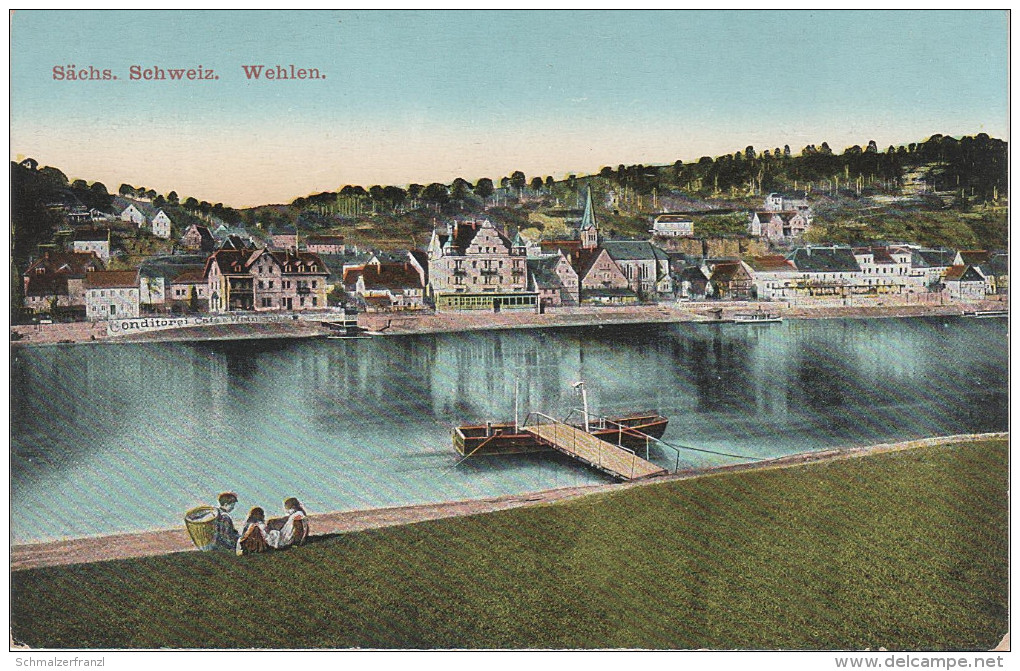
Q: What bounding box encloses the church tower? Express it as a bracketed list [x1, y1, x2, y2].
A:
[580, 186, 599, 250]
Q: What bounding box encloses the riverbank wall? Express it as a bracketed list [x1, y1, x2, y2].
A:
[11, 432, 1007, 572]
[10, 295, 1008, 346]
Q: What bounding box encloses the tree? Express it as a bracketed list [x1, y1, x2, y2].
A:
[451, 178, 472, 201]
[119, 184, 134, 196]
[154, 194, 166, 207]
[91, 182, 109, 197]
[183, 197, 199, 209]
[145, 189, 157, 200]
[820, 142, 832, 155]
[421, 182, 449, 204]
[500, 176, 510, 189]
[167, 191, 179, 204]
[544, 176, 554, 188]
[407, 184, 424, 201]
[866, 140, 879, 153]
[784, 145, 791, 158]
[530, 176, 543, 191]
[744, 146, 755, 161]
[71, 179, 88, 190]
[369, 185, 385, 202]
[38, 166, 68, 187]
[189, 285, 199, 313]
[474, 177, 494, 198]
[509, 170, 526, 191]
[599, 166, 615, 179]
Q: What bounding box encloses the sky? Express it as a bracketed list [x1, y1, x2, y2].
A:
[9, 9, 1009, 208]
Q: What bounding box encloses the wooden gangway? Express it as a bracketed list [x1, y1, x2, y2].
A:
[522, 413, 668, 481]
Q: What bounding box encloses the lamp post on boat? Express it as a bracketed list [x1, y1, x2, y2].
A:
[573, 380, 590, 433]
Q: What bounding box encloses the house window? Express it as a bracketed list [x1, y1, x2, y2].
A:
[269, 281, 274, 289]
[312, 281, 316, 288]
[312, 297, 317, 306]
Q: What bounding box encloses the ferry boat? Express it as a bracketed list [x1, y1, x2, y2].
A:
[962, 309, 1008, 319]
[732, 309, 783, 323]
[453, 412, 669, 456]
[453, 381, 668, 456]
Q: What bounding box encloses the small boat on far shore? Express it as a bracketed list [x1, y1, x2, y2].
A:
[732, 309, 783, 323]
[962, 309, 1008, 318]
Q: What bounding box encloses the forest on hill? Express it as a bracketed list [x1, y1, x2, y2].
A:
[10, 132, 1008, 278]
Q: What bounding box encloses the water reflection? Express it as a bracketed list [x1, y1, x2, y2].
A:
[9, 316, 1008, 543]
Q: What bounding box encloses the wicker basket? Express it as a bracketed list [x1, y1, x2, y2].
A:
[184, 505, 219, 551]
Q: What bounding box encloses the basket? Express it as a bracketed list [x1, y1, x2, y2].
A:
[184, 505, 219, 551]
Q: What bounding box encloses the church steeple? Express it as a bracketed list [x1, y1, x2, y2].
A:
[580, 186, 598, 250]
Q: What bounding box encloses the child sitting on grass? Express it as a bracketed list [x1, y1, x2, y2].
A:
[236, 506, 270, 555]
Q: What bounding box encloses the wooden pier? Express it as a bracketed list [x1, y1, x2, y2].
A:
[523, 417, 668, 481]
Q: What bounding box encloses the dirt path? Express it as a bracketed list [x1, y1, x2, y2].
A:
[11, 432, 1006, 572]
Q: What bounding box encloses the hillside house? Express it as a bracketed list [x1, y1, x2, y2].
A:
[650, 214, 694, 237]
[180, 224, 216, 253]
[72, 227, 112, 262]
[150, 209, 173, 239]
[270, 225, 298, 250]
[85, 269, 140, 321]
[749, 210, 810, 239]
[305, 235, 346, 255]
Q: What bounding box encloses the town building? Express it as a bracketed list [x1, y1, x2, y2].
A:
[746, 255, 802, 300]
[852, 246, 913, 293]
[426, 219, 536, 311]
[709, 261, 755, 299]
[22, 251, 104, 316]
[786, 246, 862, 296]
[577, 247, 636, 304]
[168, 266, 209, 311]
[943, 265, 990, 300]
[527, 252, 580, 307]
[343, 261, 425, 310]
[910, 248, 956, 288]
[602, 240, 672, 297]
[205, 248, 329, 313]
[749, 210, 810, 239]
[85, 269, 141, 321]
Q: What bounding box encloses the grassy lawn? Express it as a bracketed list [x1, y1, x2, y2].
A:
[11, 440, 1007, 649]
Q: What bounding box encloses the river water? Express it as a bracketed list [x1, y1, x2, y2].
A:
[10, 316, 1008, 544]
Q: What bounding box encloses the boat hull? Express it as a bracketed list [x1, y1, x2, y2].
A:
[454, 414, 669, 456]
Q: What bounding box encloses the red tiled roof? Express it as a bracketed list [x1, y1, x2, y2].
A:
[172, 267, 206, 284]
[348, 263, 423, 292]
[747, 255, 795, 272]
[710, 262, 749, 283]
[25, 251, 104, 278]
[84, 270, 138, 289]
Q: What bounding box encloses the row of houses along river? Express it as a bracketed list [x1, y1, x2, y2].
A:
[10, 316, 1008, 544]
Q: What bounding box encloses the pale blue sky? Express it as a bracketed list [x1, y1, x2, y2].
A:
[10, 10, 1009, 206]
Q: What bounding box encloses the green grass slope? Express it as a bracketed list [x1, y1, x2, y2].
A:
[11, 440, 1007, 650]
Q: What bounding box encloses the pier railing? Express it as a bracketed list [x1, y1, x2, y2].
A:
[523, 411, 642, 481]
[563, 408, 684, 473]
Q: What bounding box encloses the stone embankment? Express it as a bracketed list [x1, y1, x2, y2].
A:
[10, 296, 1007, 345]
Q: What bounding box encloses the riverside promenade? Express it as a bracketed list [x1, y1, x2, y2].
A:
[10, 295, 1008, 346]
